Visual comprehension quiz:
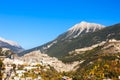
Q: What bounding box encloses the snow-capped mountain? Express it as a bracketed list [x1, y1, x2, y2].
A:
[0, 37, 21, 48]
[52, 21, 104, 47]
[65, 21, 105, 39]
[0, 37, 24, 53]
[20, 21, 105, 57]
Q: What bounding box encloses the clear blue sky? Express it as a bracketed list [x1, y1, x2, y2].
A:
[0, 0, 120, 49]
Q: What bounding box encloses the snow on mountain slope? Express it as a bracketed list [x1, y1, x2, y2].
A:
[67, 21, 105, 38]
[0, 37, 24, 53]
[0, 37, 21, 47]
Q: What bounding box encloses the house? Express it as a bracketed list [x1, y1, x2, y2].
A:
[103, 78, 112, 80]
[24, 66, 37, 71]
[26, 77, 32, 80]
[118, 76, 120, 79]
[0, 56, 6, 60]
[14, 77, 20, 80]
[5, 66, 13, 72]
[62, 76, 72, 80]
[16, 70, 25, 77]
[21, 78, 26, 80]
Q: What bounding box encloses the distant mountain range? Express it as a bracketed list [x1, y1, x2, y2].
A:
[2, 21, 120, 58]
[0, 37, 24, 53]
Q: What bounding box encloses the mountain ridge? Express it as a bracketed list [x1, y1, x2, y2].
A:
[0, 37, 24, 53]
[19, 22, 120, 58]
[19, 21, 105, 57]
[67, 21, 104, 38]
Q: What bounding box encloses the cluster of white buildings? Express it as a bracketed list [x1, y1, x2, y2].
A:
[20, 50, 80, 72]
[1, 50, 78, 80]
[2, 58, 42, 80]
[0, 48, 82, 80]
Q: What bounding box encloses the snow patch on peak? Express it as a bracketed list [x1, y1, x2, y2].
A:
[69, 21, 105, 31]
[0, 37, 21, 48]
[67, 21, 105, 38]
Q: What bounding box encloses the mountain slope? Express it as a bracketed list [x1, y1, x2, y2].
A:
[20, 38, 120, 80]
[54, 21, 104, 41]
[66, 21, 104, 39]
[61, 39, 120, 63]
[46, 23, 120, 58]
[0, 37, 24, 53]
[20, 23, 120, 58]
[71, 53, 120, 80]
[62, 40, 120, 80]
[20, 21, 104, 57]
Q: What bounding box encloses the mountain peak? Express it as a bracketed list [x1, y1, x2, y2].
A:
[67, 21, 105, 38]
[0, 37, 24, 53]
[0, 37, 21, 47]
[79, 21, 88, 24]
[69, 21, 105, 31]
